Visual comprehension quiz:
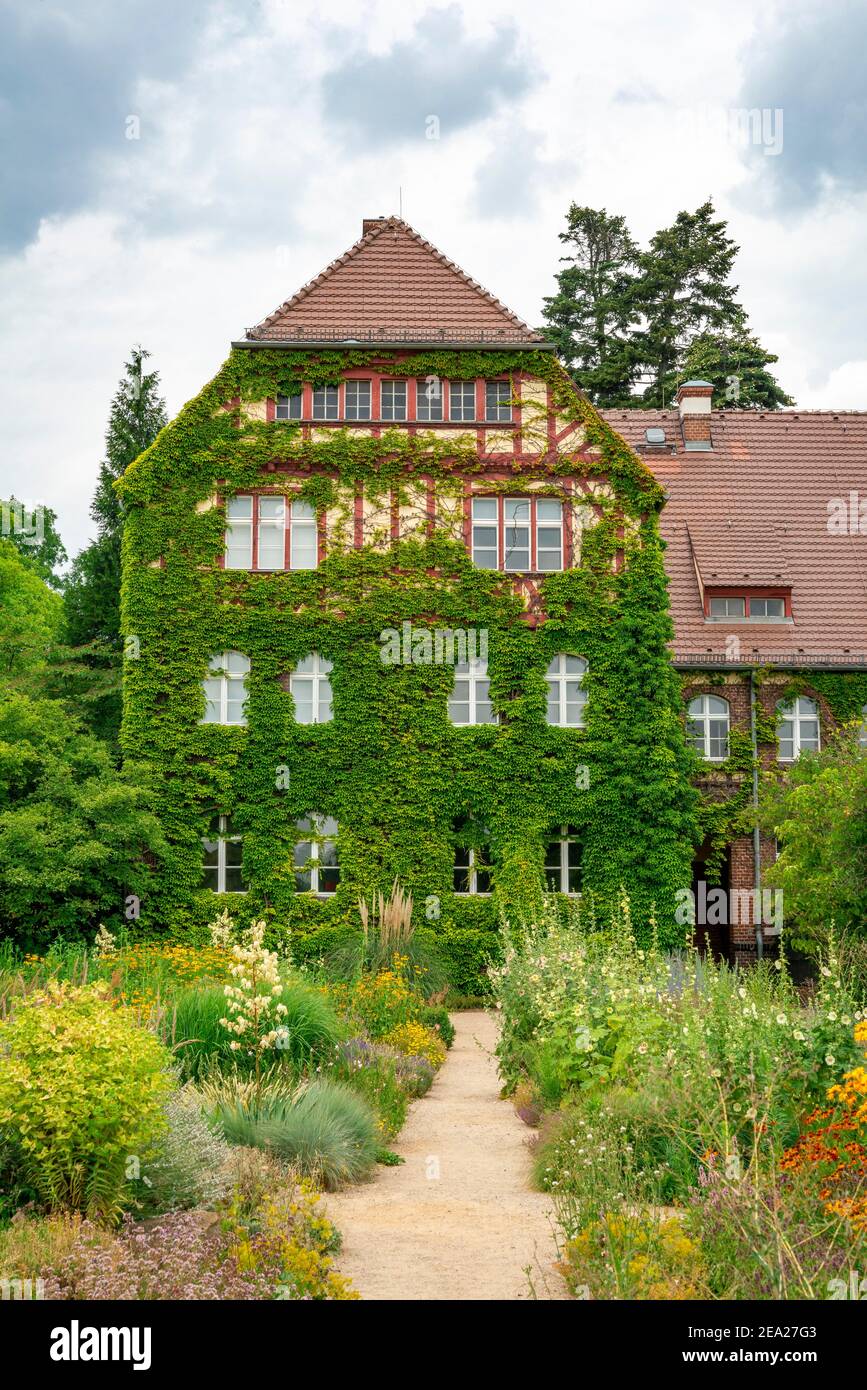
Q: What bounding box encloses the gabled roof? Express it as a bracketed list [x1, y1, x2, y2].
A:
[245, 217, 545, 346]
[601, 407, 867, 664]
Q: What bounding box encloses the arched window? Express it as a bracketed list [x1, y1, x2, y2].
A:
[202, 652, 249, 725]
[290, 653, 333, 724]
[546, 655, 587, 727]
[777, 696, 820, 761]
[293, 815, 340, 894]
[544, 826, 583, 894]
[686, 694, 730, 761]
[449, 659, 497, 726]
[202, 814, 245, 893]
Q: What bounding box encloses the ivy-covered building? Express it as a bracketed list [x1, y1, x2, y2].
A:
[119, 217, 867, 973]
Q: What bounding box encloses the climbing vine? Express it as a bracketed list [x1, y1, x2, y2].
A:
[117, 346, 703, 975]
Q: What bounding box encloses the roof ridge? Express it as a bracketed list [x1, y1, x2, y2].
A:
[251, 216, 536, 338]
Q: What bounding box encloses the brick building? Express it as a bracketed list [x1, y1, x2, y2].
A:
[120, 217, 867, 964]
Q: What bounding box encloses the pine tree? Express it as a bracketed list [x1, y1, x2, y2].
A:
[671, 327, 795, 410]
[64, 347, 167, 741]
[541, 205, 642, 405]
[633, 201, 744, 406]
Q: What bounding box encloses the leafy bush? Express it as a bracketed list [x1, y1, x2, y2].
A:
[327, 963, 421, 1039]
[211, 1079, 379, 1189]
[126, 1086, 231, 1218]
[420, 1005, 455, 1047]
[328, 1038, 409, 1139]
[171, 976, 343, 1079]
[0, 982, 174, 1219]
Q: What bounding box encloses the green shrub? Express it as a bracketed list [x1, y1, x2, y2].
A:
[0, 982, 174, 1219]
[127, 1086, 232, 1217]
[327, 1040, 409, 1140]
[212, 1079, 379, 1189]
[171, 976, 344, 1079]
[419, 1005, 455, 1047]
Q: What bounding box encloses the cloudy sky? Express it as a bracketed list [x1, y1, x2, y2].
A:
[1, 0, 865, 557]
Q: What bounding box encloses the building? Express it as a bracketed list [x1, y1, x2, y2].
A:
[119, 217, 867, 970]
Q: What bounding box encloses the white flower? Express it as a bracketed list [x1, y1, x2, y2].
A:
[776, 1013, 787, 1025]
[825, 1055, 836, 1067]
[821, 966, 832, 978]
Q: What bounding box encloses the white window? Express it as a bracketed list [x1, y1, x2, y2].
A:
[294, 815, 340, 894]
[345, 380, 371, 420]
[686, 694, 730, 760]
[202, 652, 250, 725]
[544, 827, 582, 894]
[546, 655, 588, 727]
[860, 703, 867, 748]
[449, 380, 476, 421]
[453, 845, 491, 894]
[289, 499, 318, 569]
[257, 495, 286, 570]
[449, 659, 497, 726]
[225, 495, 253, 569]
[777, 696, 820, 761]
[416, 376, 443, 421]
[202, 814, 245, 893]
[275, 393, 302, 419]
[708, 596, 746, 619]
[471, 497, 563, 572]
[312, 385, 339, 420]
[485, 380, 512, 422]
[381, 380, 407, 421]
[289, 652, 333, 724]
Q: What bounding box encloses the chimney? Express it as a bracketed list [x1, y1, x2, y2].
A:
[362, 217, 388, 236]
[677, 380, 714, 450]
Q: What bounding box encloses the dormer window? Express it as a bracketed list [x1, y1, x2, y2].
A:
[706, 592, 789, 622]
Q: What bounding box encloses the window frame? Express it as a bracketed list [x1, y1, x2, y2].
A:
[311, 384, 340, 421]
[686, 692, 731, 762]
[471, 495, 565, 573]
[288, 651, 334, 725]
[223, 494, 320, 572]
[453, 844, 492, 895]
[344, 379, 371, 421]
[293, 814, 340, 896]
[415, 376, 444, 421]
[275, 392, 303, 420]
[201, 651, 250, 726]
[705, 591, 790, 622]
[545, 654, 588, 728]
[448, 658, 498, 727]
[449, 380, 477, 422]
[777, 695, 821, 762]
[484, 379, 513, 423]
[202, 814, 246, 894]
[543, 826, 583, 895]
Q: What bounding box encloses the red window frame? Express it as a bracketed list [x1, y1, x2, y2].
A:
[470, 494, 568, 573]
[703, 587, 792, 619]
[265, 374, 517, 426]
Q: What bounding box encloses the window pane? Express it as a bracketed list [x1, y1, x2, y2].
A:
[294, 654, 315, 674]
[537, 500, 562, 523]
[474, 681, 496, 724]
[485, 381, 511, 421]
[225, 520, 252, 569]
[227, 497, 253, 520]
[318, 678, 333, 723]
[797, 698, 818, 717]
[416, 377, 443, 420]
[258, 496, 284, 520]
[475, 865, 492, 894]
[450, 381, 476, 421]
[472, 498, 497, 521]
[202, 678, 221, 723]
[345, 381, 371, 421]
[291, 677, 314, 723]
[257, 525, 284, 570]
[381, 381, 407, 421]
[504, 499, 530, 524]
[290, 522, 318, 570]
[312, 386, 339, 420]
[293, 841, 312, 892]
[546, 689, 560, 725]
[275, 393, 302, 419]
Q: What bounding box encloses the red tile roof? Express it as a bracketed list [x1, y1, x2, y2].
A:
[600, 408, 867, 664]
[246, 217, 543, 345]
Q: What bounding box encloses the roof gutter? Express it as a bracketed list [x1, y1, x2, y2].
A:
[231, 339, 557, 352]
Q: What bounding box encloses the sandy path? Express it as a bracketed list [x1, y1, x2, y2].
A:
[325, 1010, 568, 1301]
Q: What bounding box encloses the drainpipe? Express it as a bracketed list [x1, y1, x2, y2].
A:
[749, 669, 764, 961]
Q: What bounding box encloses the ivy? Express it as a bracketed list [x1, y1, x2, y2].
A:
[117, 346, 700, 966]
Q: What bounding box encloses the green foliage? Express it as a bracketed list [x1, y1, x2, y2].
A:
[761, 731, 867, 950]
[0, 499, 67, 589]
[675, 328, 794, 411]
[127, 1086, 231, 1217]
[0, 540, 64, 684]
[115, 342, 697, 959]
[213, 1079, 380, 1188]
[541, 205, 641, 404]
[171, 977, 344, 1079]
[0, 981, 175, 1220]
[0, 685, 167, 948]
[419, 1004, 455, 1047]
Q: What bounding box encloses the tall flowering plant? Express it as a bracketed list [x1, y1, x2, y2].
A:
[209, 914, 288, 1093]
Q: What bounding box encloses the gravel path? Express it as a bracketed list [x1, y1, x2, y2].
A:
[325, 1010, 569, 1301]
